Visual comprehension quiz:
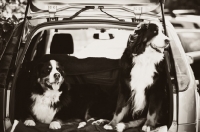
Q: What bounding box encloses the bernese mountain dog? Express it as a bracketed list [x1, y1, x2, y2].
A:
[104, 21, 170, 132]
[23, 59, 71, 129]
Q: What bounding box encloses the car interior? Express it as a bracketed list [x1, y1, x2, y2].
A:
[11, 25, 173, 131]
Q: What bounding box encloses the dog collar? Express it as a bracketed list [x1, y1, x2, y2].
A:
[149, 43, 162, 53]
[132, 53, 137, 57]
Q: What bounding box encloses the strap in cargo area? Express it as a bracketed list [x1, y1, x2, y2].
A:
[5, 89, 12, 130]
[164, 51, 174, 128]
[0, 88, 12, 131]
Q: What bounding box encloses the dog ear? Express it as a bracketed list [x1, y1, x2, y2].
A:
[135, 22, 149, 34]
[127, 22, 149, 55]
[120, 23, 149, 69]
[127, 34, 136, 47]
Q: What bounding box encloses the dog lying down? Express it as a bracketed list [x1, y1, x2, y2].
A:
[22, 58, 117, 130]
[23, 59, 71, 129]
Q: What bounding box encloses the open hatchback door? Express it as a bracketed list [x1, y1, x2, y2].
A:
[27, 0, 164, 22]
[0, 0, 198, 132]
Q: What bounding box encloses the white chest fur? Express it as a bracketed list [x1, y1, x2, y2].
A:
[31, 90, 62, 124]
[130, 48, 163, 113]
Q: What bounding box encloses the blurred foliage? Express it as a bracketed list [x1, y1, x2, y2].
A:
[0, 17, 16, 54]
[0, 0, 27, 19]
[0, 0, 26, 55]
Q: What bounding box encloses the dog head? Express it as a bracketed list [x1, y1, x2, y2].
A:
[127, 21, 170, 55]
[36, 60, 65, 91]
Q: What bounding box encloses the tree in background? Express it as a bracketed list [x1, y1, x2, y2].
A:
[0, 0, 26, 54]
[1, 0, 26, 19]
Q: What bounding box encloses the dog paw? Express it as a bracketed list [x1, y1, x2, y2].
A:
[87, 118, 95, 122]
[142, 125, 155, 132]
[116, 123, 126, 132]
[77, 122, 86, 129]
[92, 119, 110, 125]
[24, 120, 36, 126]
[49, 121, 61, 129]
[104, 124, 114, 130]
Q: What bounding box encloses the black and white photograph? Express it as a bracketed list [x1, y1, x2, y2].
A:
[0, 0, 200, 132]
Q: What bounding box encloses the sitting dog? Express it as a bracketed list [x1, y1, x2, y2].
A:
[104, 21, 170, 132]
[24, 59, 71, 129]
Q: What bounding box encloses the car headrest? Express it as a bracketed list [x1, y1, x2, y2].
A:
[50, 33, 74, 54]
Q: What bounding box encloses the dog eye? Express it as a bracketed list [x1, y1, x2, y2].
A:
[45, 68, 51, 73]
[56, 68, 61, 72]
[153, 30, 158, 34]
[165, 39, 170, 44]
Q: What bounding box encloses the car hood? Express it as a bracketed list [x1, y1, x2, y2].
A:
[27, 0, 164, 20]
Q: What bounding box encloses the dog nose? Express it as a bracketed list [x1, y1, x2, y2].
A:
[165, 39, 170, 44]
[54, 73, 60, 79]
[164, 39, 170, 48]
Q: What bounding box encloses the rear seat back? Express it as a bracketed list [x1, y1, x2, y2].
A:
[31, 54, 120, 85]
[50, 34, 74, 54]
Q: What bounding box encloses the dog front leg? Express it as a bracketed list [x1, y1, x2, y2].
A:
[24, 115, 36, 126]
[142, 90, 163, 132]
[115, 118, 146, 132]
[50, 109, 64, 129]
[104, 104, 129, 130]
[104, 81, 131, 130]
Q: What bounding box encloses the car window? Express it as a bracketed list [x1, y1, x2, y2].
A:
[45, 28, 133, 59]
[177, 32, 200, 53]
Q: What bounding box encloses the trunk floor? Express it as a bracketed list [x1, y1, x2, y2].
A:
[11, 120, 143, 132]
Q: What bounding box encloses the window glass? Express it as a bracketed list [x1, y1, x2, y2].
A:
[177, 32, 200, 52]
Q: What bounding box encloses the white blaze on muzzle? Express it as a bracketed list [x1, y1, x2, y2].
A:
[49, 60, 63, 83]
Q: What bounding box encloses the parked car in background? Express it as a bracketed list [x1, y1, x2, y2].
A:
[165, 9, 200, 29]
[0, 0, 199, 132]
[176, 29, 200, 87]
[176, 29, 200, 52]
